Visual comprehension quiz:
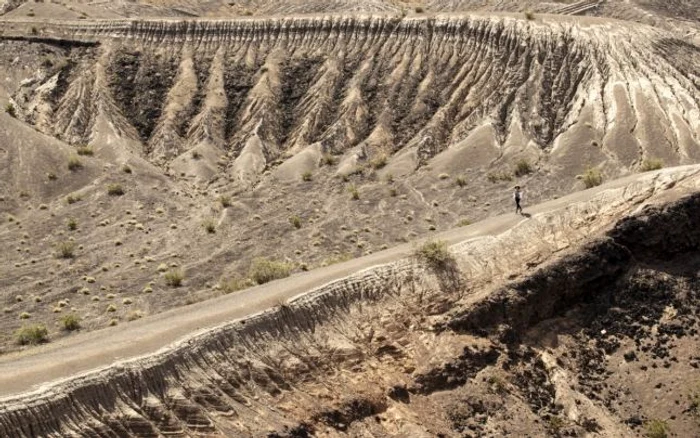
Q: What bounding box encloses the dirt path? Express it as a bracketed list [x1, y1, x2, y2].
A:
[0, 167, 696, 398]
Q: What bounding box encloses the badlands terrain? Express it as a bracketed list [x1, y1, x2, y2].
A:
[0, 0, 699, 437]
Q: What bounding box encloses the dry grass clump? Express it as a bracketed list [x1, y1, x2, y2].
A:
[514, 159, 533, 177]
[525, 10, 535, 20]
[289, 215, 302, 229]
[67, 155, 82, 171]
[219, 195, 232, 208]
[487, 171, 513, 183]
[248, 258, 292, 285]
[640, 158, 664, 172]
[348, 184, 360, 200]
[202, 218, 216, 234]
[414, 240, 455, 271]
[5, 103, 16, 117]
[15, 324, 48, 345]
[164, 269, 184, 287]
[644, 419, 669, 438]
[220, 276, 254, 294]
[301, 171, 313, 182]
[76, 146, 94, 156]
[370, 154, 388, 169]
[582, 167, 603, 188]
[60, 314, 81, 331]
[55, 241, 76, 259]
[67, 218, 77, 230]
[107, 184, 125, 196]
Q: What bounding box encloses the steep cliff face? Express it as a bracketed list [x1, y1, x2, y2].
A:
[0, 168, 699, 437]
[6, 16, 700, 184]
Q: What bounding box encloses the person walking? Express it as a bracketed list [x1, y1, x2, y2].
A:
[514, 186, 523, 215]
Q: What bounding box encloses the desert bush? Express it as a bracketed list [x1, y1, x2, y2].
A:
[220, 276, 254, 294]
[67, 218, 77, 230]
[415, 6, 424, 13]
[47, 172, 57, 180]
[321, 153, 337, 166]
[31, 26, 38, 35]
[455, 176, 467, 187]
[15, 324, 48, 345]
[164, 269, 184, 287]
[55, 241, 76, 259]
[414, 240, 455, 271]
[582, 167, 603, 188]
[438, 173, 449, 180]
[389, 188, 398, 197]
[487, 171, 513, 183]
[248, 257, 292, 285]
[191, 150, 201, 159]
[122, 164, 132, 174]
[202, 218, 216, 234]
[301, 171, 313, 181]
[644, 419, 668, 438]
[107, 184, 124, 196]
[514, 159, 533, 177]
[525, 10, 535, 20]
[5, 103, 16, 117]
[289, 215, 302, 229]
[67, 155, 82, 171]
[219, 195, 232, 208]
[457, 219, 471, 227]
[348, 184, 360, 200]
[65, 194, 81, 204]
[76, 146, 93, 156]
[19, 312, 31, 320]
[640, 158, 664, 172]
[60, 314, 81, 331]
[370, 154, 388, 169]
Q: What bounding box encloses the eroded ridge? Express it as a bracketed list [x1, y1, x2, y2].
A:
[4, 15, 699, 182]
[1, 168, 699, 437]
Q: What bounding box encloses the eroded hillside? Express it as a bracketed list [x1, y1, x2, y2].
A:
[1, 167, 699, 437]
[0, 13, 698, 356]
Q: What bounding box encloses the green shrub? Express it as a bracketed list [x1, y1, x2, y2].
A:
[56, 241, 76, 259]
[640, 158, 664, 172]
[76, 146, 94, 156]
[514, 159, 533, 177]
[414, 240, 455, 270]
[15, 324, 49, 345]
[107, 184, 124, 196]
[582, 167, 603, 188]
[457, 219, 471, 227]
[67, 218, 77, 230]
[248, 257, 292, 284]
[60, 314, 81, 331]
[67, 155, 82, 171]
[5, 103, 16, 118]
[302, 171, 313, 182]
[644, 419, 668, 438]
[164, 269, 184, 287]
[289, 215, 302, 229]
